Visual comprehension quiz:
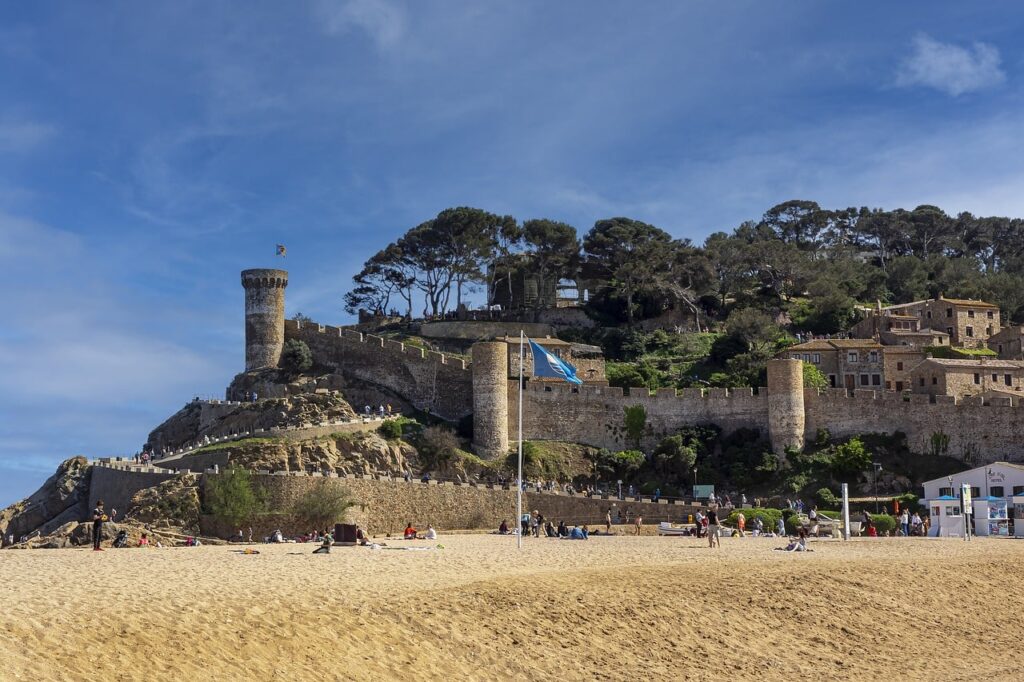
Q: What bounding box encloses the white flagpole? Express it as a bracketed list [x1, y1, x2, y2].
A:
[517, 330, 524, 550]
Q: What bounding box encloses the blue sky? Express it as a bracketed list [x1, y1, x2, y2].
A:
[2, 2, 1023, 505]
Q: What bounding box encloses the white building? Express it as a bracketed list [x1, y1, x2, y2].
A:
[922, 462, 1024, 506]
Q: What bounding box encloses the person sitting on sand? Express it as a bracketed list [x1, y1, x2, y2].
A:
[356, 526, 369, 545]
[545, 521, 556, 538]
[425, 525, 437, 540]
[557, 521, 568, 538]
[776, 528, 810, 552]
[580, 525, 590, 539]
[568, 525, 587, 540]
[138, 533, 149, 547]
[313, 535, 332, 554]
[498, 519, 509, 535]
[404, 523, 417, 540]
[271, 529, 284, 543]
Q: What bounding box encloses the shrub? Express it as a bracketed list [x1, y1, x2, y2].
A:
[418, 426, 462, 468]
[832, 437, 871, 477]
[378, 420, 403, 439]
[289, 480, 356, 530]
[726, 508, 782, 530]
[280, 339, 313, 376]
[652, 435, 697, 476]
[816, 487, 838, 508]
[614, 450, 645, 473]
[803, 363, 828, 390]
[203, 466, 268, 528]
[870, 513, 897, 535]
[623, 404, 647, 447]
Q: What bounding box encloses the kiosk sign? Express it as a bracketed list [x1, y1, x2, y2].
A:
[961, 484, 972, 540]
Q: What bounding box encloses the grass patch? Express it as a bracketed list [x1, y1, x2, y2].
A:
[924, 345, 997, 359]
[190, 437, 283, 454]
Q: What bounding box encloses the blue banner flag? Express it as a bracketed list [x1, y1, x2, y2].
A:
[528, 339, 583, 385]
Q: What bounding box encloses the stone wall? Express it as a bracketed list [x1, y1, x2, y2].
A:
[511, 382, 770, 451]
[803, 389, 1024, 461]
[198, 474, 701, 538]
[286, 320, 473, 420]
[419, 320, 554, 341]
[88, 465, 178, 516]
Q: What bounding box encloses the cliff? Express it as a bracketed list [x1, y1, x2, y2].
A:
[0, 457, 92, 544]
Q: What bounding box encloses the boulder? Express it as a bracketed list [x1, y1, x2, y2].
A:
[0, 457, 92, 544]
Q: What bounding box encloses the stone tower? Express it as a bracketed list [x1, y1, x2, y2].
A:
[767, 358, 805, 454]
[471, 342, 509, 459]
[241, 268, 288, 371]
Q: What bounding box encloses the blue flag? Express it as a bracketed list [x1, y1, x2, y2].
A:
[528, 339, 583, 385]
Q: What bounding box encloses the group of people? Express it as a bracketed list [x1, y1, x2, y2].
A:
[403, 522, 437, 540]
[362, 404, 394, 418]
[497, 517, 590, 540]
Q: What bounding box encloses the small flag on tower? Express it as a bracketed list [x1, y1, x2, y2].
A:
[276, 244, 287, 257]
[528, 339, 583, 385]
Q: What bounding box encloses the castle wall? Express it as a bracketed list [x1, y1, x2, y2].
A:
[88, 465, 178, 517]
[511, 382, 769, 451]
[804, 389, 1024, 462]
[198, 473, 702, 538]
[285, 320, 473, 420]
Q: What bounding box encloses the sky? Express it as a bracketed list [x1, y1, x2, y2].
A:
[2, 2, 1024, 505]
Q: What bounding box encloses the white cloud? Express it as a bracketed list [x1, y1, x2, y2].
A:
[895, 34, 1005, 96]
[0, 119, 56, 152]
[317, 0, 407, 50]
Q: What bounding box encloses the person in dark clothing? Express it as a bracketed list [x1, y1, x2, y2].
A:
[92, 500, 107, 551]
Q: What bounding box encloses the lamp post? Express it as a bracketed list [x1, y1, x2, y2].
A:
[692, 467, 698, 500]
[872, 462, 883, 514]
[986, 468, 993, 499]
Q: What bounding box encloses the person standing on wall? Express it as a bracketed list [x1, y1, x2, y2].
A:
[91, 500, 107, 552]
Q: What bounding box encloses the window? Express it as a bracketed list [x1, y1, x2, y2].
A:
[828, 375, 837, 388]
[993, 374, 998, 383]
[973, 373, 980, 384]
[939, 487, 953, 497]
[869, 351, 878, 362]
[999, 344, 1004, 354]
[871, 374, 881, 386]
[1013, 485, 1024, 495]
[848, 352, 858, 363]
[937, 337, 944, 345]
[927, 311, 932, 319]
[966, 326, 974, 338]
[968, 310, 975, 318]
[946, 308, 953, 318]
[932, 376, 937, 385]
[991, 486, 1004, 497]
[1005, 374, 1012, 386]
[947, 327, 954, 336]
[946, 506, 961, 516]
[791, 354, 800, 360]
[971, 487, 981, 499]
[987, 310, 994, 319]
[919, 377, 925, 386]
[860, 374, 869, 386]
[897, 361, 904, 371]
[813, 353, 821, 364]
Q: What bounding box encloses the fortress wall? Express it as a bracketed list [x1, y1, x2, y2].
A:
[805, 390, 1024, 462]
[88, 466, 179, 516]
[285, 320, 473, 420]
[513, 382, 769, 451]
[199, 474, 702, 538]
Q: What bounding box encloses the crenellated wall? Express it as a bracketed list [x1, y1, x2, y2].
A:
[510, 381, 770, 450]
[285, 320, 474, 420]
[804, 389, 1024, 461]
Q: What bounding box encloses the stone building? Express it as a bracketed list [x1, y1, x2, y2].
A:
[780, 338, 884, 389]
[850, 305, 950, 348]
[909, 357, 1024, 399]
[499, 336, 606, 383]
[882, 346, 928, 392]
[873, 297, 1000, 349]
[987, 326, 1024, 360]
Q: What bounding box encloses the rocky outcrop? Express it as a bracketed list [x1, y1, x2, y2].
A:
[148, 391, 359, 453]
[215, 430, 417, 476]
[0, 457, 92, 545]
[126, 473, 201, 532]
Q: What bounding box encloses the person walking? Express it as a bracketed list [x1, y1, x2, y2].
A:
[706, 507, 720, 548]
[606, 509, 613, 533]
[899, 509, 910, 537]
[634, 514, 643, 536]
[91, 500, 107, 551]
[737, 511, 746, 537]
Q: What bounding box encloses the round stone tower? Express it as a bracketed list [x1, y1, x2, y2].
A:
[241, 268, 288, 371]
[767, 358, 805, 454]
[471, 341, 510, 460]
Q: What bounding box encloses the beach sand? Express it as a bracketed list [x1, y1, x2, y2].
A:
[1, 534, 1023, 681]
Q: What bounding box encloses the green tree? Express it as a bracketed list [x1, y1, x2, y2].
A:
[280, 339, 313, 376]
[832, 437, 871, 477]
[289, 480, 356, 530]
[803, 363, 828, 390]
[521, 219, 580, 312]
[203, 467, 268, 528]
[623, 404, 647, 448]
[652, 434, 698, 477]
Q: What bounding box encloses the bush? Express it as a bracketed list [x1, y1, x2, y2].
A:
[832, 437, 871, 477]
[726, 508, 782, 530]
[378, 420, 403, 439]
[203, 466, 268, 528]
[816, 487, 838, 508]
[280, 339, 313, 376]
[289, 480, 356, 529]
[870, 513, 897, 535]
[652, 435, 697, 476]
[418, 426, 462, 468]
[614, 450, 645, 472]
[623, 404, 647, 447]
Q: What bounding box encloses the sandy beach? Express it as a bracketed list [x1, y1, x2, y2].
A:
[2, 534, 1023, 681]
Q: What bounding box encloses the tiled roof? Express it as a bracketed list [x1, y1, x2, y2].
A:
[921, 358, 1024, 370]
[938, 297, 998, 308]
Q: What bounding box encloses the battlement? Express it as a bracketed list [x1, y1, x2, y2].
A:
[806, 387, 1024, 408]
[285, 319, 470, 371]
[522, 381, 765, 402]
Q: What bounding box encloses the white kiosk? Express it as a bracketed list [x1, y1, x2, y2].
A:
[972, 497, 1009, 537]
[928, 495, 965, 538]
[1014, 495, 1024, 538]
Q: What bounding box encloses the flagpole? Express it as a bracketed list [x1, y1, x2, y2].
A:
[517, 330, 524, 550]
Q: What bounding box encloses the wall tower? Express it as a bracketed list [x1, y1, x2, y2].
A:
[471, 342, 509, 459]
[767, 358, 806, 454]
[242, 268, 288, 371]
